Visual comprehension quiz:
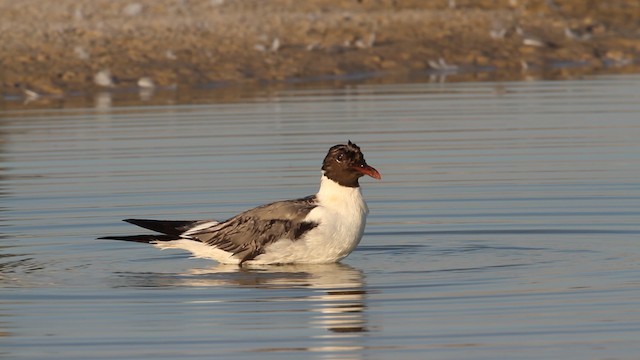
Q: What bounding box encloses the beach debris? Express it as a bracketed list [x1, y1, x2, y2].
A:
[489, 26, 507, 40]
[255, 38, 281, 53]
[94, 69, 114, 87]
[270, 38, 281, 52]
[428, 58, 459, 71]
[603, 50, 633, 67]
[165, 50, 177, 60]
[123, 3, 144, 17]
[546, 0, 560, 10]
[517, 27, 558, 48]
[73, 46, 90, 60]
[306, 42, 321, 51]
[355, 33, 376, 49]
[137, 77, 155, 89]
[23, 89, 40, 103]
[565, 26, 593, 41]
[73, 7, 84, 21]
[522, 37, 546, 47]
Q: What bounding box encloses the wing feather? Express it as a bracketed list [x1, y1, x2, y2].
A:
[191, 196, 319, 263]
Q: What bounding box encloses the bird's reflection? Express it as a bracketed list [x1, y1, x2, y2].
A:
[115, 263, 369, 336]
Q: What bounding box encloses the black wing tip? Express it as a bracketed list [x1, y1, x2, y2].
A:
[97, 235, 176, 243]
[123, 218, 143, 225]
[121, 218, 199, 236]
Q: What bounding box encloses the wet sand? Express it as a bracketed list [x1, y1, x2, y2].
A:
[2, 0, 639, 98]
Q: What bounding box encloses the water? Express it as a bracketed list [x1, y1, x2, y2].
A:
[2, 76, 640, 359]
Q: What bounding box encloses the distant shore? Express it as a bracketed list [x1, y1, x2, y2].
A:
[2, 0, 639, 100]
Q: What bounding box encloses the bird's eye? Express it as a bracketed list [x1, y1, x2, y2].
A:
[336, 154, 345, 163]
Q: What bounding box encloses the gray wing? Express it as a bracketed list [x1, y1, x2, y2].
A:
[189, 195, 319, 263]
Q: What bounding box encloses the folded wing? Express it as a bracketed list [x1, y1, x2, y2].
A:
[189, 196, 319, 262]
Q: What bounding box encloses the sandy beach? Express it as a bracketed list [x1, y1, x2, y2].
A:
[1, 0, 639, 98]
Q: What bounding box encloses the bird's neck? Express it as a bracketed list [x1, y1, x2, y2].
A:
[316, 174, 365, 210]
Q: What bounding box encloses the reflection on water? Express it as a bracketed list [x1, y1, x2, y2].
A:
[116, 263, 369, 337]
[1, 75, 640, 359]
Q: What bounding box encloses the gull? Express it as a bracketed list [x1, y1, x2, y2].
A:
[101, 141, 381, 265]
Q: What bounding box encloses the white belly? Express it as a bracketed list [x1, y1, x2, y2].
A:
[253, 207, 367, 264]
[253, 177, 370, 264]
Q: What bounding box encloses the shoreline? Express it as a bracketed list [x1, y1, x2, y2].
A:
[4, 67, 637, 112]
[2, 0, 640, 102]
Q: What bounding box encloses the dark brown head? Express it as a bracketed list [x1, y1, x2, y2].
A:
[321, 141, 381, 187]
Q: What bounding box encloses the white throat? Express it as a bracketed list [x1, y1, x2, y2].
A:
[316, 173, 368, 214]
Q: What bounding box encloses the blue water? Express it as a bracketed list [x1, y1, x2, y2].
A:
[1, 76, 640, 359]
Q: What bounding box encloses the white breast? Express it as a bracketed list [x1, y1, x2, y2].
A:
[254, 175, 369, 264]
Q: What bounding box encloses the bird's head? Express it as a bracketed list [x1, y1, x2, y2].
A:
[322, 140, 381, 187]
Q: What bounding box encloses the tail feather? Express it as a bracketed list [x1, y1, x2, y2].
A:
[98, 218, 212, 244]
[98, 234, 179, 243]
[124, 218, 198, 236]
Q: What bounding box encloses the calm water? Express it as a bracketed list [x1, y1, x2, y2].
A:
[1, 76, 640, 359]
